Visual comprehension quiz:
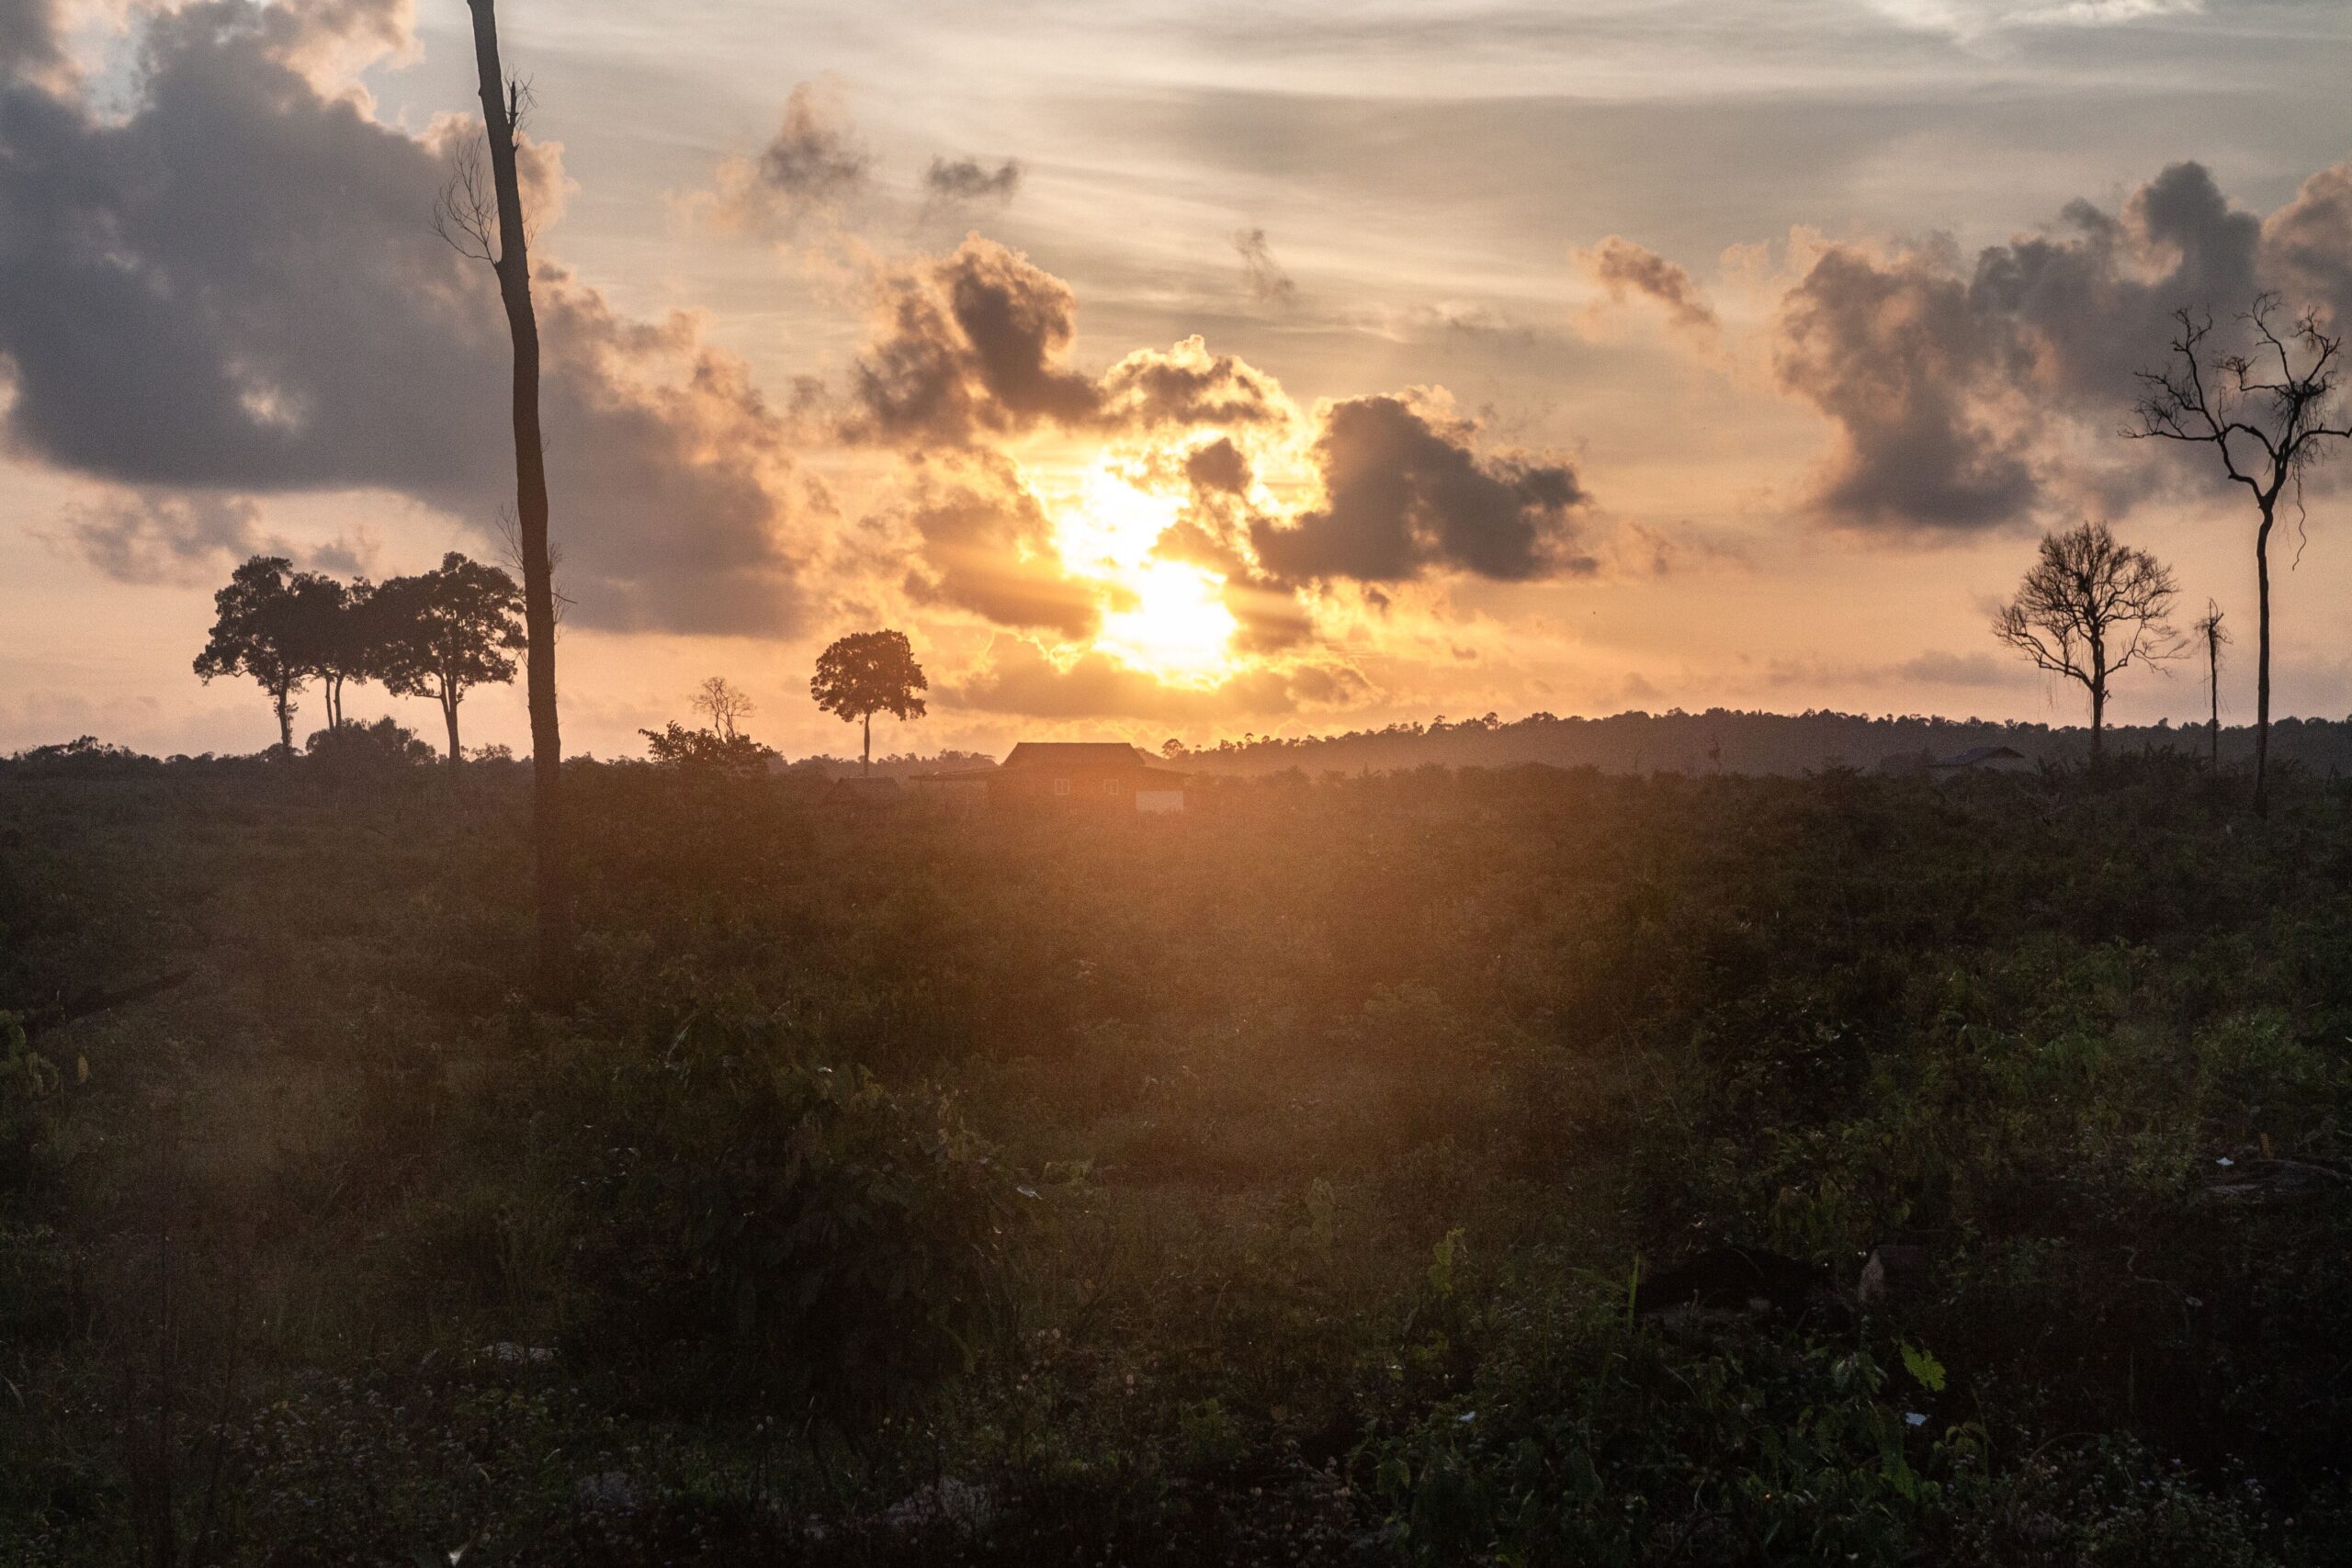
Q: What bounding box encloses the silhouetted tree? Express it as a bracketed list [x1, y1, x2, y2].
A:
[305, 716, 436, 768]
[639, 720, 774, 775]
[1992, 521, 2179, 761]
[692, 676, 756, 742]
[440, 0, 570, 991]
[369, 554, 524, 763]
[192, 556, 308, 750]
[1160, 737, 1184, 761]
[2132, 295, 2351, 814]
[286, 571, 374, 731]
[810, 630, 928, 775]
[2194, 600, 2229, 770]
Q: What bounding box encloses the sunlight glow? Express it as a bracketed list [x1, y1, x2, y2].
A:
[1052, 461, 1240, 684]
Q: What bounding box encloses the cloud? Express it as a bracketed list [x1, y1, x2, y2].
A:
[842, 234, 1101, 446]
[1866, 0, 2202, 40]
[0, 0, 805, 633]
[1775, 244, 2038, 533]
[1096, 334, 1291, 430]
[1768, 159, 2286, 536]
[924, 155, 1021, 204]
[1891, 649, 2019, 685]
[0, 0, 63, 80]
[1251, 393, 1591, 584]
[1184, 437, 1251, 496]
[944, 636, 1367, 721]
[1233, 227, 1296, 306]
[1577, 235, 1718, 336]
[899, 453, 1099, 639]
[754, 80, 869, 206]
[55, 491, 272, 585]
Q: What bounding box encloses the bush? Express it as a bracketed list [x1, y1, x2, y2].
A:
[534, 1010, 1011, 1417]
[304, 716, 437, 767]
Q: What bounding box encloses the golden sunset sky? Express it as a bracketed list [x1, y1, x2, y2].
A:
[5, 0, 2351, 759]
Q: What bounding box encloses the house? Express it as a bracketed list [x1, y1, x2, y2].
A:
[1882, 743, 2033, 777]
[1930, 744, 2031, 774]
[914, 742, 1190, 814]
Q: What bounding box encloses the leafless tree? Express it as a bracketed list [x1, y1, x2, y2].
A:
[439, 0, 571, 996]
[2194, 600, 2230, 771]
[2131, 295, 2352, 814]
[1992, 520, 2180, 762]
[692, 676, 756, 742]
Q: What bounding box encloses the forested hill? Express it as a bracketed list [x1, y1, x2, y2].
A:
[1172, 708, 2352, 778]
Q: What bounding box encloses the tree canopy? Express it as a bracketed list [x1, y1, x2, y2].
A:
[809, 630, 928, 773]
[192, 556, 309, 750]
[365, 554, 525, 763]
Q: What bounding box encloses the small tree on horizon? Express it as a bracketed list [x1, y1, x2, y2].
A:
[369, 553, 525, 764]
[2194, 600, 2230, 771]
[692, 676, 756, 742]
[1992, 520, 2180, 761]
[193, 556, 309, 750]
[810, 630, 928, 776]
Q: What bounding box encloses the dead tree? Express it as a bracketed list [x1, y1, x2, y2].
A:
[2131, 296, 2351, 815]
[439, 0, 571, 995]
[692, 676, 757, 743]
[2194, 600, 2229, 771]
[1992, 520, 2180, 763]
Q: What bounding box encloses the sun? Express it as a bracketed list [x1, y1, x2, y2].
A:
[1050, 460, 1241, 684]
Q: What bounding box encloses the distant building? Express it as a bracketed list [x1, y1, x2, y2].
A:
[1881, 743, 2033, 777]
[911, 741, 1190, 814]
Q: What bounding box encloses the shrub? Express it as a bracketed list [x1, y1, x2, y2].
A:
[539, 1012, 1011, 1418]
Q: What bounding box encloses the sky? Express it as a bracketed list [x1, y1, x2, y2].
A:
[4, 0, 2352, 761]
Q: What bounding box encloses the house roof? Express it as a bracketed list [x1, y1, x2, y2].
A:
[1001, 742, 1157, 769]
[1934, 745, 2027, 767]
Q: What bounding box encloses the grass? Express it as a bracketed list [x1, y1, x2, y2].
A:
[4, 753, 2350, 1563]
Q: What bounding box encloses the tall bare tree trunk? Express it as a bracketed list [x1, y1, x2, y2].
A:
[2255, 510, 2273, 818]
[863, 710, 872, 776]
[443, 691, 463, 766]
[2207, 626, 2221, 770]
[466, 0, 571, 995]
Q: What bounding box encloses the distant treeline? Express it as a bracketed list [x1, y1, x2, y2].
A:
[21, 711, 2352, 783]
[1169, 708, 2352, 778]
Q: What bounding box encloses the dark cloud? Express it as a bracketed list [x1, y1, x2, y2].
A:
[1184, 437, 1250, 495]
[924, 155, 1021, 204]
[0, 0, 803, 633]
[756, 81, 869, 206]
[1770, 159, 2310, 536]
[900, 453, 1099, 639]
[0, 0, 62, 77]
[57, 492, 270, 585]
[843, 234, 1101, 446]
[1233, 227, 1296, 306]
[1251, 395, 1591, 585]
[1579, 235, 1717, 334]
[944, 636, 1366, 721]
[1775, 245, 2038, 533]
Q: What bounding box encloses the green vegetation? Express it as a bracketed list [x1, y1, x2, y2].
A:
[4, 755, 2350, 1563]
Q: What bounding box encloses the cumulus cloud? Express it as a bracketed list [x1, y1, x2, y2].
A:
[1251, 394, 1591, 585]
[842, 235, 1101, 446]
[1233, 227, 1296, 306]
[1775, 244, 2038, 532]
[1768, 159, 2311, 536]
[924, 155, 1021, 205]
[1097, 335, 1290, 431]
[1577, 235, 1718, 336]
[899, 453, 1099, 639]
[944, 636, 1367, 721]
[754, 80, 868, 206]
[0, 0, 805, 633]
